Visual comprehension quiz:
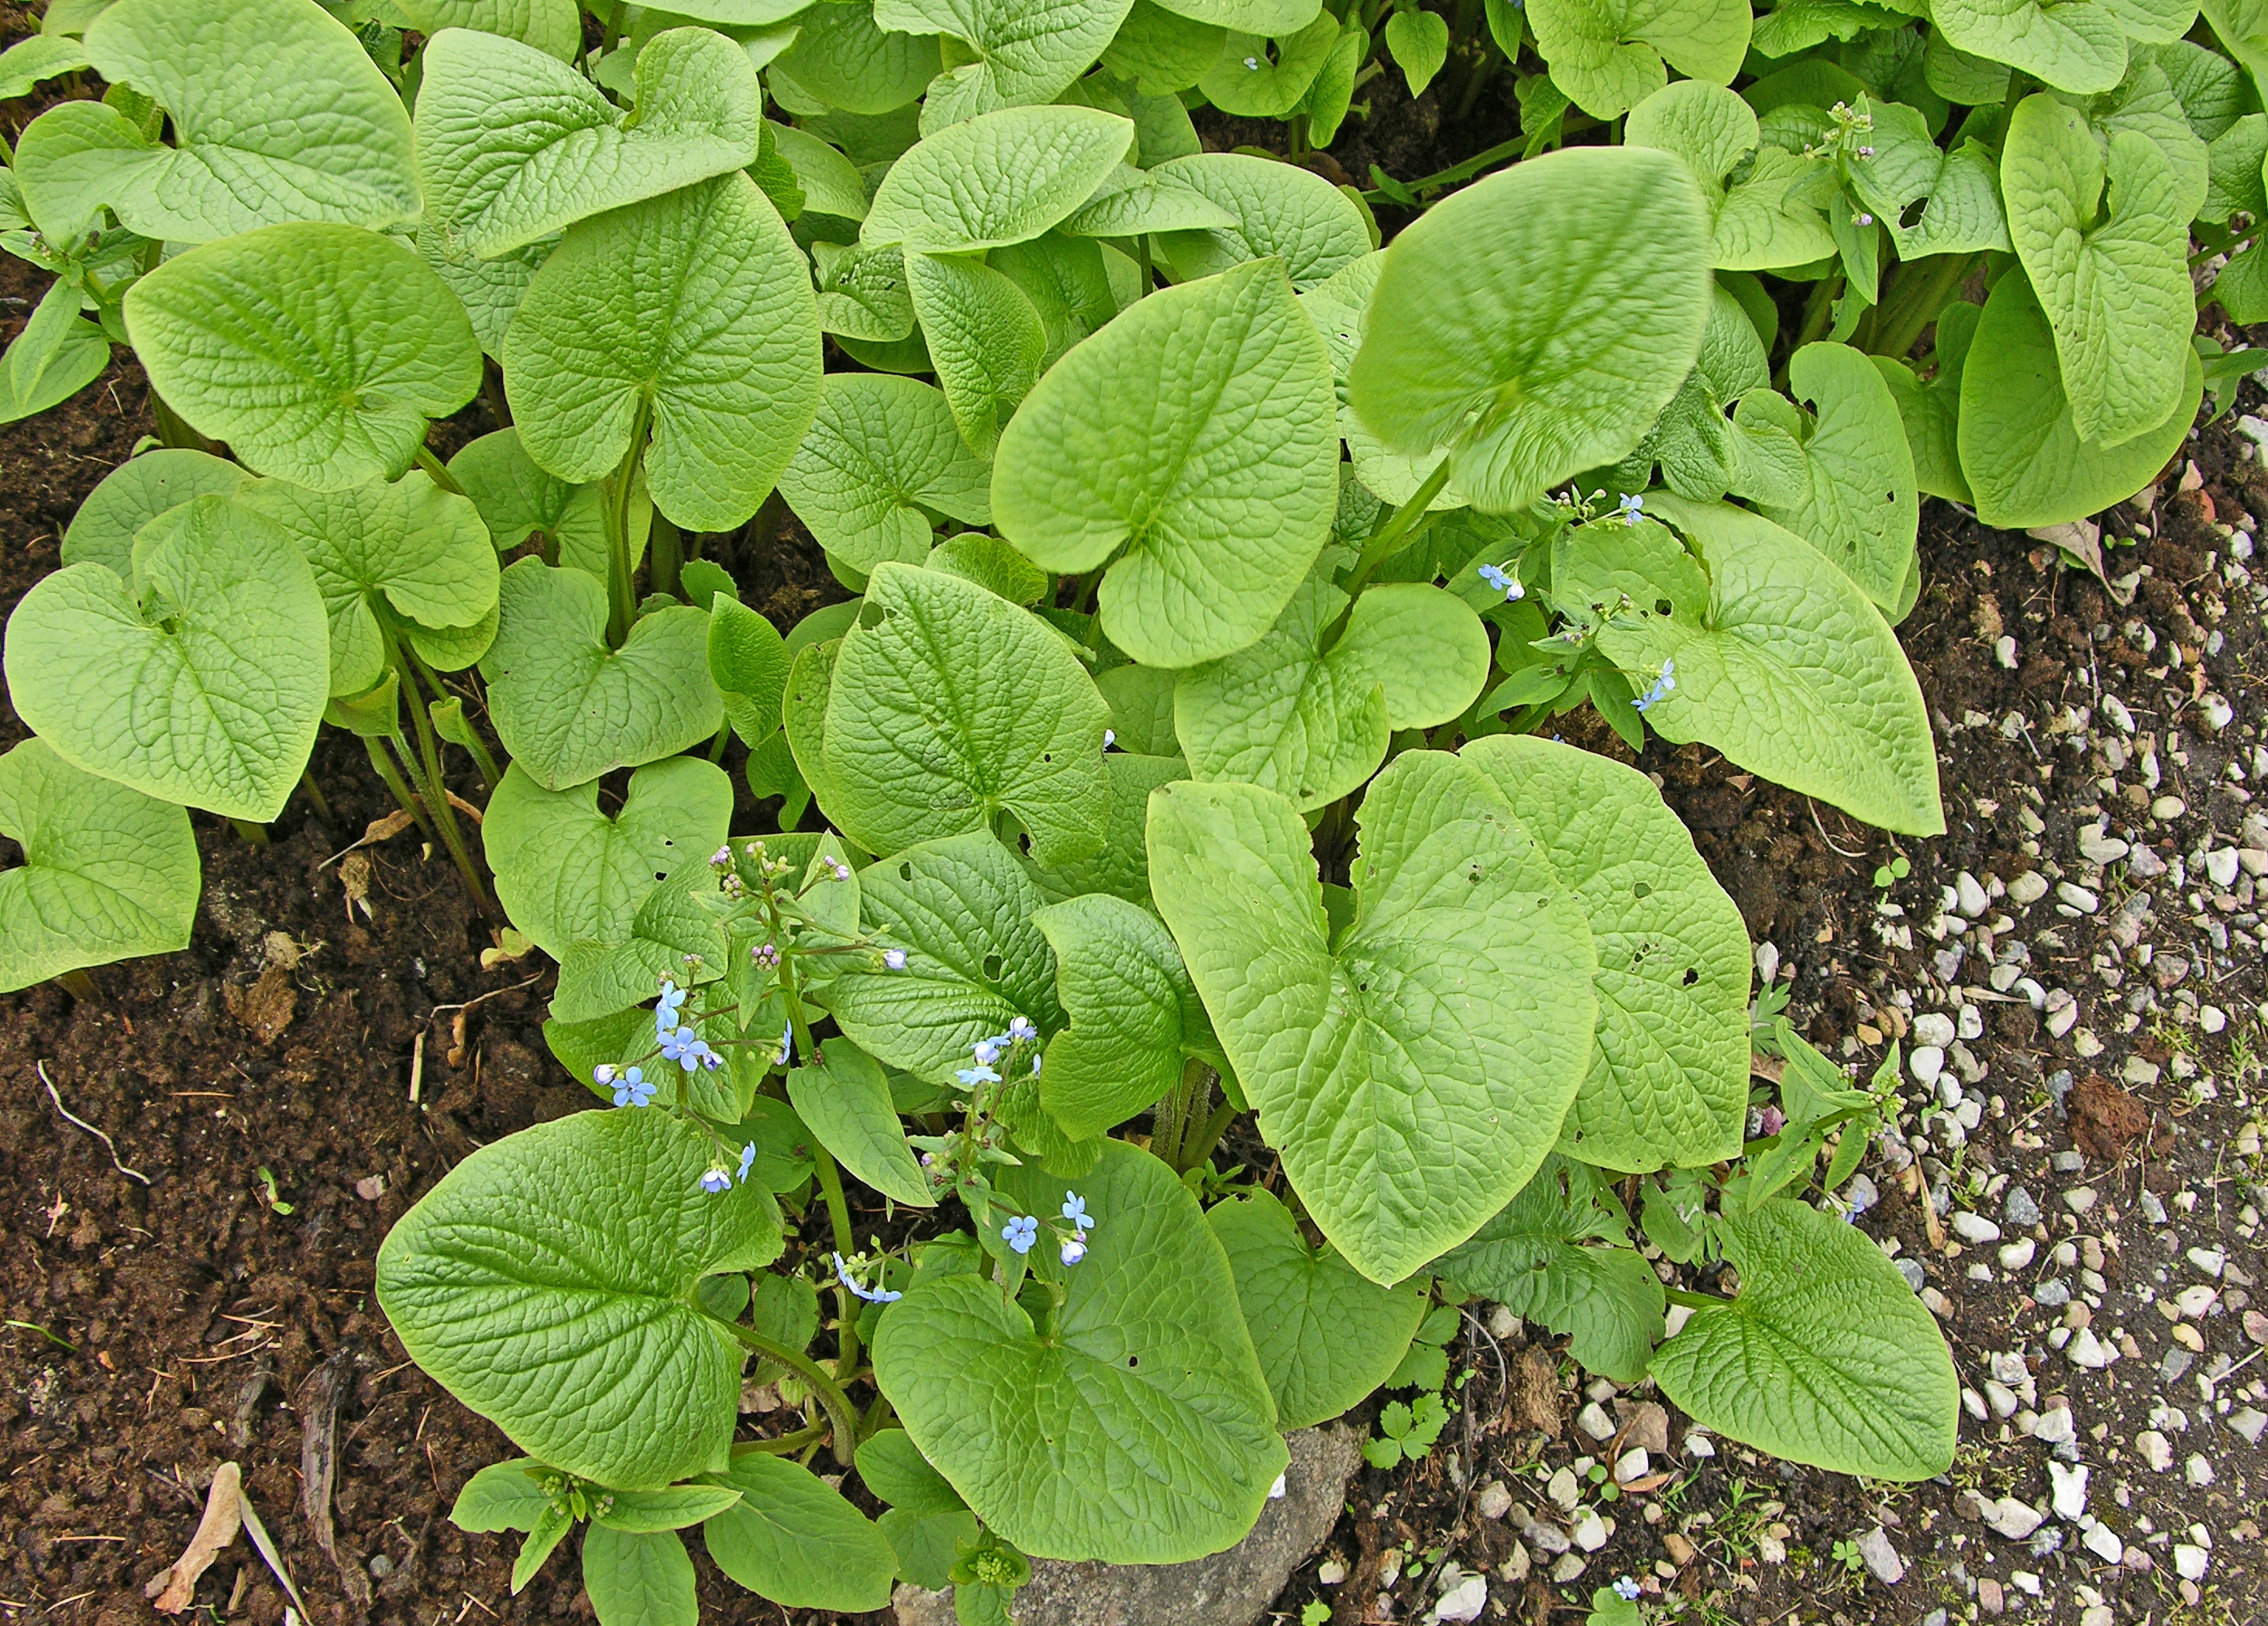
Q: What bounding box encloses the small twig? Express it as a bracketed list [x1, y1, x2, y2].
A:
[409, 1030, 425, 1105]
[1806, 798, 1869, 861]
[422, 972, 545, 1025]
[40, 1063, 150, 1184]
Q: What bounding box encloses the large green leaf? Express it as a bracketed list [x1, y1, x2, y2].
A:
[1589, 498, 1943, 836]
[3, 496, 327, 822]
[820, 563, 1109, 863]
[903, 250, 1047, 455]
[2002, 95, 2191, 446]
[774, 0, 943, 112]
[388, 0, 583, 57]
[810, 832, 1065, 1085]
[862, 106, 1135, 253]
[480, 560, 723, 791]
[1346, 146, 1711, 515]
[1750, 342, 1919, 610]
[505, 173, 821, 532]
[1025, 749, 1187, 908]
[993, 259, 1337, 667]
[580, 1527, 696, 1626]
[1957, 267, 2201, 527]
[377, 1108, 783, 1491]
[700, 1454, 900, 1612]
[1147, 153, 1370, 290]
[1194, 15, 1340, 117]
[1528, 0, 1751, 118]
[60, 450, 246, 577]
[1148, 756, 1599, 1284]
[1031, 891, 1217, 1137]
[481, 756, 734, 958]
[872, 1140, 1286, 1562]
[1462, 737, 1747, 1170]
[1649, 1198, 1958, 1479]
[1206, 1189, 1427, 1429]
[0, 281, 110, 428]
[448, 429, 616, 579]
[1435, 1156, 1664, 1384]
[1149, 0, 1321, 29]
[239, 473, 499, 697]
[1844, 95, 2012, 258]
[415, 24, 763, 260]
[13, 0, 418, 244]
[551, 872, 728, 1025]
[877, 0, 1134, 108]
[1931, 0, 2128, 94]
[787, 1040, 936, 1206]
[122, 225, 481, 493]
[1175, 577, 1489, 812]
[1624, 80, 1836, 270]
[778, 373, 993, 574]
[0, 739, 198, 993]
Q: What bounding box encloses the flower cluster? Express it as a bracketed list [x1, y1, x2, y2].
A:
[655, 980, 722, 1072]
[1475, 562, 1524, 601]
[594, 1063, 654, 1108]
[1616, 491, 1645, 526]
[832, 1250, 902, 1304]
[1000, 1190, 1096, 1267]
[1630, 657, 1676, 713]
[956, 1016, 1041, 1087]
[700, 1142, 759, 1194]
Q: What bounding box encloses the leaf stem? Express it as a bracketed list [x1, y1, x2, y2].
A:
[773, 953, 864, 1379]
[698, 1313, 862, 1466]
[229, 817, 270, 845]
[1866, 252, 1974, 361]
[650, 512, 683, 601]
[605, 398, 654, 649]
[297, 768, 333, 823]
[1320, 451, 1454, 653]
[730, 1422, 829, 1457]
[377, 611, 494, 915]
[413, 444, 468, 497]
[365, 735, 442, 849]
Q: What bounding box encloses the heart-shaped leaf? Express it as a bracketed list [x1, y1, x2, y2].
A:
[1146, 153, 1370, 290]
[903, 250, 1046, 454]
[123, 224, 482, 492]
[3, 495, 328, 822]
[0, 739, 199, 993]
[60, 448, 246, 577]
[377, 1107, 783, 1491]
[448, 428, 618, 580]
[552, 873, 728, 1025]
[1149, 753, 1599, 1284]
[872, 1139, 1287, 1562]
[1623, 80, 1836, 270]
[876, 0, 1136, 109]
[505, 173, 822, 532]
[481, 755, 733, 958]
[1206, 1189, 1428, 1428]
[1751, 341, 1919, 610]
[1031, 891, 1219, 1137]
[1024, 750, 1188, 910]
[481, 560, 723, 791]
[780, 374, 994, 575]
[861, 106, 1135, 253]
[1932, 0, 2127, 92]
[1527, 0, 1751, 118]
[391, 0, 582, 58]
[700, 1454, 899, 1612]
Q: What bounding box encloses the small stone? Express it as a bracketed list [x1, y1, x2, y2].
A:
[1963, 1387, 1988, 1421]
[1952, 1211, 2003, 1244]
[1318, 1560, 1347, 1585]
[2078, 1609, 2113, 1626]
[2009, 870, 2050, 906]
[2185, 1454, 2214, 1486]
[2004, 1187, 2043, 1228]
[2129, 842, 2168, 878]
[2000, 1238, 2037, 1270]
[2174, 1544, 2209, 1581]
[2056, 881, 2100, 913]
[1663, 1533, 1695, 1567]
[1485, 1304, 1522, 1339]
[1475, 1482, 1512, 1521]
[2080, 832, 2130, 863]
[1853, 1528, 1905, 1586]
[1915, 1011, 1959, 1047]
[1433, 1572, 1488, 1623]
[2047, 1000, 2080, 1039]
[1910, 1046, 1946, 1086]
[1576, 1402, 1616, 1441]
[2229, 1407, 2267, 1445]
[2082, 1523, 2124, 1563]
[355, 1174, 387, 1201]
[2135, 1430, 2173, 1469]
[1523, 1517, 1571, 1555]
[1985, 1380, 2020, 1418]
[1571, 1513, 1608, 1552]
[2063, 1187, 2097, 1214]
[1954, 873, 1990, 918]
[1896, 1259, 1927, 1291]
[2190, 1245, 2226, 1276]
[2035, 1278, 2072, 1307]
[1612, 1449, 1649, 1485]
[1982, 1498, 2044, 1540]
[2049, 1461, 2089, 1519]
[1550, 1553, 1585, 1585]
[1994, 636, 2018, 670]
[2174, 1283, 2219, 1318]
[2206, 848, 2242, 887]
[1546, 1468, 1579, 1511]
[2201, 1005, 2228, 1035]
[1496, 1544, 1528, 1583]
[1977, 1577, 2005, 1616]
[2152, 794, 2187, 820]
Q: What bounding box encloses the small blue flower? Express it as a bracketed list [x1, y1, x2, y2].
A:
[1002, 1214, 1038, 1254]
[700, 1167, 731, 1194]
[972, 1037, 1003, 1066]
[1031, 1052, 1043, 1075]
[697, 1044, 724, 1072]
[593, 1063, 616, 1086]
[1617, 492, 1645, 526]
[1631, 656, 1677, 713]
[656, 980, 687, 1026]
[659, 1025, 700, 1065]
[1476, 563, 1524, 601]
[957, 1063, 1001, 1087]
[611, 1066, 655, 1108]
[833, 1251, 903, 1304]
[736, 1142, 757, 1184]
[828, 860, 851, 881]
[773, 1023, 794, 1067]
[1103, 729, 1116, 749]
[709, 845, 732, 868]
[1007, 1016, 1037, 1043]
[883, 949, 907, 970]
[1059, 1236, 1086, 1266]
[1062, 1191, 1093, 1233]
[1613, 1576, 1642, 1602]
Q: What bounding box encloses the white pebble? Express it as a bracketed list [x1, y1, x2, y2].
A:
[1951, 1211, 2002, 1244]
[2137, 1430, 2173, 1471]
[1910, 1045, 1946, 1086]
[1914, 1011, 1957, 1048]
[2008, 871, 2049, 906]
[2175, 1543, 2211, 1581]
[1999, 1238, 2036, 1270]
[2056, 880, 2100, 913]
[2049, 1460, 2089, 1518]
[2186, 1454, 2214, 1486]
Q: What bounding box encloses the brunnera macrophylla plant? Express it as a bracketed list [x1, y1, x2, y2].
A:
[2, 0, 2238, 1610]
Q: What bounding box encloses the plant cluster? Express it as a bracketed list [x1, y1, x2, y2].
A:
[0, 0, 2237, 1615]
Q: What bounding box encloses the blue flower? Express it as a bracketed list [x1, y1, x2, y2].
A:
[656, 980, 687, 1026]
[769, 1023, 793, 1067]
[957, 1063, 1000, 1087]
[832, 1251, 903, 1304]
[593, 1063, 616, 1086]
[883, 949, 907, 970]
[1031, 1052, 1043, 1075]
[1103, 729, 1116, 749]
[1001, 1214, 1038, 1254]
[1617, 492, 1645, 526]
[611, 1066, 655, 1108]
[1062, 1191, 1093, 1233]
[1007, 1016, 1037, 1043]
[736, 1142, 757, 1184]
[700, 1167, 731, 1194]
[1613, 1576, 1642, 1602]
[828, 860, 851, 881]
[659, 1025, 700, 1066]
[1631, 656, 1677, 713]
[1059, 1236, 1087, 1266]
[1476, 563, 1524, 601]
[697, 1043, 724, 1072]
[972, 1037, 1003, 1066]
[709, 845, 732, 868]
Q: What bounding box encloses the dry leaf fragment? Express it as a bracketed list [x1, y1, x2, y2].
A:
[339, 852, 373, 923]
[146, 1462, 242, 1613]
[2026, 518, 2132, 606]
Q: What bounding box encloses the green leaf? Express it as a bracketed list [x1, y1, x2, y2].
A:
[450, 1461, 552, 1534]
[927, 532, 1049, 605]
[13, 0, 418, 244]
[504, 174, 821, 532]
[1062, 164, 1237, 237]
[0, 281, 109, 427]
[480, 756, 733, 958]
[1932, 0, 2127, 93]
[376, 1108, 783, 1490]
[122, 224, 481, 492]
[773, 0, 942, 113]
[1197, 13, 1339, 115]
[881, 1507, 980, 1590]
[877, 0, 1134, 107]
[872, 1140, 1287, 1562]
[1175, 577, 1490, 812]
[1346, 146, 1712, 515]
[1148, 0, 1322, 29]
[581, 1526, 697, 1626]
[415, 24, 762, 260]
[821, 562, 1109, 864]
[0, 738, 198, 994]
[903, 250, 1047, 455]
[3, 496, 327, 822]
[1528, 0, 1751, 119]
[1384, 9, 1449, 95]
[1843, 95, 2010, 258]
[1957, 263, 2202, 528]
[709, 595, 791, 748]
[862, 107, 1135, 253]
[1436, 1156, 1664, 1383]
[552, 873, 728, 1025]
[387, 0, 583, 58]
[239, 473, 499, 698]
[1873, 326, 1973, 505]
[812, 239, 917, 341]
[0, 34, 90, 100]
[857, 1430, 968, 1517]
[2002, 95, 2191, 446]
[993, 258, 1338, 667]
[595, 1485, 745, 1534]
[1102, 0, 1230, 93]
[1024, 750, 1187, 909]
[700, 1453, 899, 1612]
[1030, 891, 1217, 1137]
[787, 1039, 937, 1206]
[1207, 1189, 1428, 1429]
[418, 226, 552, 363]
[1461, 736, 1748, 1170]
[1148, 755, 1599, 1284]
[1147, 153, 1370, 290]
[514, 1505, 573, 1591]
[60, 449, 246, 577]
[1648, 1198, 1958, 1479]
[1624, 79, 1838, 272]
[449, 427, 638, 584]
[1751, 341, 1919, 609]
[811, 832, 1064, 1085]
[772, 122, 869, 221]
[480, 560, 723, 791]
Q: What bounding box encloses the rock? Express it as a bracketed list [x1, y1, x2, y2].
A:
[2049, 1461, 2089, 1520]
[2189, 1246, 2226, 1276]
[354, 1174, 387, 1201]
[1954, 873, 1990, 918]
[1572, 1514, 1609, 1552]
[1430, 1570, 1488, 1624]
[2152, 794, 2186, 821]
[1951, 1211, 2002, 1244]
[1914, 1011, 1959, 1047]
[2067, 1328, 2114, 1369]
[1475, 1482, 1513, 1521]
[2174, 1544, 2209, 1581]
[2186, 1454, 2214, 1486]
[2228, 1407, 2266, 1446]
[2079, 833, 2129, 864]
[2063, 1187, 2097, 1214]
[1853, 1528, 1905, 1585]
[2046, 1000, 2080, 1039]
[1496, 1543, 1528, 1583]
[2082, 1523, 2124, 1563]
[1977, 1577, 2004, 1615]
[1896, 1259, 1927, 1291]
[2135, 1430, 2173, 1470]
[2206, 847, 2242, 887]
[1910, 1046, 1946, 1086]
[1612, 1449, 1649, 1485]
[2034, 1278, 2071, 1307]
[2174, 1284, 2219, 1318]
[1546, 1468, 1579, 1512]
[2202, 1005, 2228, 1035]
[1981, 1499, 2044, 1540]
[890, 1425, 1360, 1626]
[2056, 881, 2100, 913]
[2000, 1238, 2036, 1270]
[1616, 1400, 1671, 1456]
[2008, 870, 2050, 906]
[2003, 1187, 2043, 1228]
[1549, 1554, 1585, 1585]
[2129, 842, 2168, 879]
[1521, 1516, 1571, 1555]
[1576, 1402, 1616, 1441]
[1984, 1380, 2019, 1418]
[1485, 1304, 1522, 1339]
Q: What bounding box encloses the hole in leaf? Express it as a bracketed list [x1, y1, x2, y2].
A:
[1633, 880, 1651, 898]
[655, 871, 667, 882]
[857, 601, 887, 628]
[983, 953, 1003, 979]
[1682, 967, 1699, 986]
[1899, 197, 1927, 229]
[1655, 598, 1672, 616]
[1126, 1355, 1138, 1368]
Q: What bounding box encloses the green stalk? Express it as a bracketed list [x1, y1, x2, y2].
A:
[298, 769, 333, 822]
[773, 951, 865, 1380]
[731, 1423, 829, 1457]
[407, 644, 504, 789]
[53, 968, 98, 1003]
[650, 512, 684, 601]
[605, 398, 655, 649]
[149, 389, 210, 453]
[1776, 272, 1843, 388]
[363, 735, 440, 846]
[378, 613, 493, 913]
[707, 720, 732, 764]
[1319, 452, 1454, 653]
[413, 445, 467, 497]
[1181, 1097, 1241, 1172]
[229, 818, 270, 845]
[1867, 252, 1974, 361]
[699, 1314, 862, 1466]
